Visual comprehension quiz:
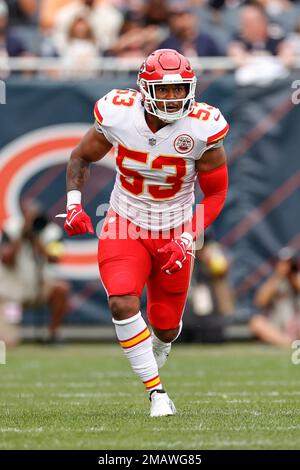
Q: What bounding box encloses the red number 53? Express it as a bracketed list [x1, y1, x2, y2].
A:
[117, 144, 187, 200]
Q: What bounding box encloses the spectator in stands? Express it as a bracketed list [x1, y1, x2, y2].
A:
[0, 244, 21, 347]
[158, 3, 222, 57]
[40, 0, 77, 31]
[5, 0, 38, 25]
[42, 0, 123, 53]
[107, 9, 162, 58]
[0, 1, 26, 56]
[0, 0, 34, 79]
[190, 235, 235, 317]
[143, 0, 169, 27]
[183, 235, 234, 343]
[228, 3, 294, 84]
[44, 13, 99, 78]
[0, 199, 70, 344]
[286, 15, 300, 55]
[228, 4, 288, 59]
[251, 247, 300, 347]
[255, 0, 298, 35]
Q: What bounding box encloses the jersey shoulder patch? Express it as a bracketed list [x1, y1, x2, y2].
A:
[188, 101, 229, 145]
[94, 89, 138, 128]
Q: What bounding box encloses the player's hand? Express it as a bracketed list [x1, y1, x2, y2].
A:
[157, 233, 193, 274]
[57, 204, 94, 237]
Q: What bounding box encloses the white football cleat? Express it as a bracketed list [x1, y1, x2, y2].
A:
[152, 334, 171, 369]
[150, 390, 176, 417]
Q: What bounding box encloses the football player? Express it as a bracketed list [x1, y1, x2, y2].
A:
[62, 49, 229, 417]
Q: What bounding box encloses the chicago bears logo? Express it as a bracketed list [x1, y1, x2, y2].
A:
[0, 124, 115, 279]
[174, 134, 194, 154]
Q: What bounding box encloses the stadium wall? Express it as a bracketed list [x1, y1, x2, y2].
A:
[0, 74, 299, 325]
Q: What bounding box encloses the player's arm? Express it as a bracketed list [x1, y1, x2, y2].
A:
[158, 146, 228, 275]
[196, 144, 226, 172]
[67, 127, 112, 191]
[194, 145, 228, 232]
[63, 128, 112, 236]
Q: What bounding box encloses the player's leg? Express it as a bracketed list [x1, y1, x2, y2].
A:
[151, 322, 183, 368]
[147, 248, 193, 368]
[98, 212, 175, 416]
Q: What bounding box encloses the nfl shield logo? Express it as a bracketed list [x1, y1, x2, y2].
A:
[148, 138, 156, 146]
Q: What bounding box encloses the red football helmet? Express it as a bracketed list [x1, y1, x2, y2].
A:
[137, 49, 197, 123]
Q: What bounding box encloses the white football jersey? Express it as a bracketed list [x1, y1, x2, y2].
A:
[94, 89, 229, 231]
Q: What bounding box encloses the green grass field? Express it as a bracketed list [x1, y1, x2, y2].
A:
[0, 343, 299, 450]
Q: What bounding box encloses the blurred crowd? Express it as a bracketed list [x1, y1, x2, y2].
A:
[0, 0, 300, 79]
[0, 199, 69, 346]
[185, 238, 300, 347]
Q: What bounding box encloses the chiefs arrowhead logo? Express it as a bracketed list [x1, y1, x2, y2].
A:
[174, 134, 194, 154]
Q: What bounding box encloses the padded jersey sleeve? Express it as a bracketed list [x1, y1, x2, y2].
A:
[190, 103, 229, 159]
[93, 89, 138, 145]
[206, 107, 229, 147]
[93, 90, 116, 144]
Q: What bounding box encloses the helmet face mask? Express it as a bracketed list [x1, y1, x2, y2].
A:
[139, 77, 197, 123]
[137, 49, 197, 123]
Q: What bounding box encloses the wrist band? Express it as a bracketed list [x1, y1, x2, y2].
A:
[67, 190, 82, 208]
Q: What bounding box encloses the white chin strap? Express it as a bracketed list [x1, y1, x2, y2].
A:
[155, 107, 185, 123]
[145, 97, 193, 123]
